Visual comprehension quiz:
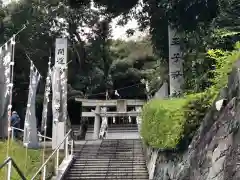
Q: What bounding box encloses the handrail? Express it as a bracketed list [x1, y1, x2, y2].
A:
[11, 127, 52, 141]
[31, 129, 73, 180]
[0, 157, 27, 180]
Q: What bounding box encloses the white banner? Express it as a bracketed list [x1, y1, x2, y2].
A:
[23, 62, 41, 148]
[0, 40, 14, 138]
[41, 62, 52, 133]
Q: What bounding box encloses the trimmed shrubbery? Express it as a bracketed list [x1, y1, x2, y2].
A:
[141, 98, 186, 148]
[180, 91, 215, 148]
[140, 93, 213, 149]
[141, 42, 240, 149]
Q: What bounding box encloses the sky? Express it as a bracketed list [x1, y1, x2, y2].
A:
[111, 16, 146, 40]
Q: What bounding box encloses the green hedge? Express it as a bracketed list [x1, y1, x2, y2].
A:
[141, 98, 186, 148]
[141, 92, 215, 149]
[180, 91, 215, 147]
[141, 42, 240, 149]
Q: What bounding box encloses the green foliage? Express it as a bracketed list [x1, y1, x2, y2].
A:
[64, 0, 240, 150]
[141, 42, 240, 149]
[182, 0, 240, 93]
[0, 0, 162, 121]
[180, 44, 240, 145]
[208, 42, 240, 91]
[180, 91, 215, 147]
[72, 38, 159, 99]
[141, 92, 214, 149]
[109, 39, 164, 98]
[141, 98, 186, 148]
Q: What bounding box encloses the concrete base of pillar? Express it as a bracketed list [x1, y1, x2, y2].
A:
[23, 136, 39, 149]
[52, 121, 66, 149]
[23, 129, 39, 149]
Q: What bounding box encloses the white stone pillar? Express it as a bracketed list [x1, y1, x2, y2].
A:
[52, 38, 68, 149]
[93, 106, 100, 139]
[168, 26, 184, 96]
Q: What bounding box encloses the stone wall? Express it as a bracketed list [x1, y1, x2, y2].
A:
[144, 65, 240, 180]
[143, 146, 159, 180]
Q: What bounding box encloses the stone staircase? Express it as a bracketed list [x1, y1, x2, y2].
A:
[85, 126, 94, 140]
[63, 139, 148, 179]
[72, 125, 94, 140]
[73, 124, 140, 140]
[106, 124, 140, 139]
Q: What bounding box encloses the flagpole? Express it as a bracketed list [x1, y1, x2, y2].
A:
[5, 34, 16, 179]
[25, 52, 42, 77]
[6, 35, 16, 156]
[5, 23, 28, 176]
[0, 23, 27, 50]
[41, 55, 51, 179]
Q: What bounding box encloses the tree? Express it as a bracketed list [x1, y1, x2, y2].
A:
[0, 0, 104, 122]
[109, 38, 164, 98]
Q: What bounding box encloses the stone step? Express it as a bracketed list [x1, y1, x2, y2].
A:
[74, 151, 144, 154]
[74, 150, 144, 153]
[74, 154, 145, 157]
[76, 126, 138, 129]
[74, 152, 144, 155]
[66, 172, 148, 176]
[75, 145, 143, 148]
[74, 147, 143, 149]
[81, 125, 138, 127]
[73, 164, 146, 168]
[65, 176, 148, 180]
[84, 126, 138, 129]
[71, 165, 146, 168]
[67, 172, 148, 177]
[68, 169, 147, 173]
[74, 161, 146, 165]
[74, 149, 144, 152]
[74, 148, 143, 151]
[75, 154, 145, 157]
[72, 165, 146, 169]
[75, 154, 144, 156]
[74, 149, 144, 154]
[74, 149, 143, 152]
[74, 160, 146, 163]
[74, 158, 146, 161]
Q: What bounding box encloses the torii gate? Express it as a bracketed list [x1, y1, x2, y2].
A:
[75, 98, 145, 139]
